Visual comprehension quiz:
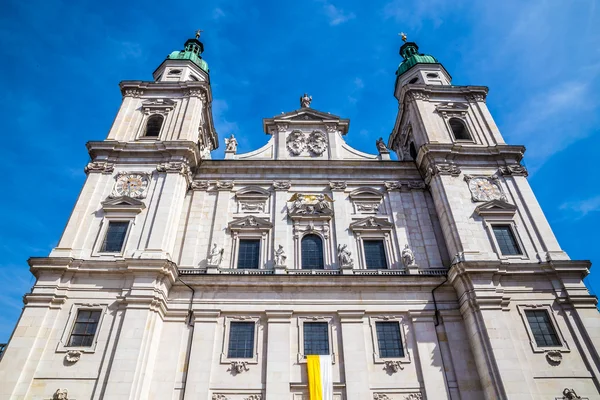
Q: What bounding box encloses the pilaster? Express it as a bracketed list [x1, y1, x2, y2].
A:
[183, 310, 220, 400]
[409, 311, 451, 400]
[265, 310, 293, 398]
[338, 311, 370, 400]
[330, 182, 353, 268]
[272, 181, 292, 272]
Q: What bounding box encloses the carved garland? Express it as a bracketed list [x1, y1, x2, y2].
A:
[84, 161, 114, 174]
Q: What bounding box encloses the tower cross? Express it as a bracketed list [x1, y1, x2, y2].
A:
[195, 29, 204, 39]
[399, 32, 407, 42]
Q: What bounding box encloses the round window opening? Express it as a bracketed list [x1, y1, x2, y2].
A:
[426, 73, 439, 78]
[408, 77, 419, 84]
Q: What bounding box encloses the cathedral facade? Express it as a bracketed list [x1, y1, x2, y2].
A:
[1, 34, 599, 400]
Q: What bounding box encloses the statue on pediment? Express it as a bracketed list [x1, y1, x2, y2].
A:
[300, 93, 312, 108]
[288, 193, 333, 216]
[402, 244, 415, 267]
[376, 137, 389, 154]
[275, 245, 287, 266]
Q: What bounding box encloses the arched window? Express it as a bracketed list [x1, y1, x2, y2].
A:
[145, 115, 164, 137]
[409, 142, 417, 160]
[301, 234, 324, 269]
[449, 118, 471, 141]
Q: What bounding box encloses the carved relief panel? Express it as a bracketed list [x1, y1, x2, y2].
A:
[349, 187, 385, 215]
[235, 187, 271, 214]
[286, 129, 329, 157]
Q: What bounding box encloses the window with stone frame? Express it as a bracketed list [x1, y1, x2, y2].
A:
[303, 322, 329, 355]
[492, 224, 522, 256]
[525, 310, 561, 347]
[145, 114, 164, 137]
[67, 310, 102, 347]
[100, 221, 130, 253]
[301, 234, 324, 269]
[227, 321, 256, 358]
[375, 321, 404, 357]
[448, 118, 472, 141]
[237, 239, 261, 269]
[363, 240, 388, 269]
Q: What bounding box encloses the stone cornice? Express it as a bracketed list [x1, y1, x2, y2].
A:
[196, 159, 422, 181]
[86, 140, 201, 168]
[28, 257, 179, 283]
[119, 80, 213, 102]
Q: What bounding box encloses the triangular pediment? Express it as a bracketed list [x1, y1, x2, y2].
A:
[475, 200, 517, 216]
[276, 108, 341, 121]
[228, 215, 273, 230]
[101, 196, 146, 214]
[349, 216, 393, 231]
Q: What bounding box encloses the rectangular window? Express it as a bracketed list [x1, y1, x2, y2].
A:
[376, 321, 404, 358]
[364, 240, 388, 269]
[525, 310, 561, 347]
[237, 239, 260, 269]
[227, 321, 255, 358]
[67, 310, 101, 347]
[100, 221, 129, 253]
[492, 225, 522, 255]
[303, 322, 329, 356]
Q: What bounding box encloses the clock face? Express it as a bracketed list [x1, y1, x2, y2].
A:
[114, 174, 149, 198]
[468, 177, 502, 201]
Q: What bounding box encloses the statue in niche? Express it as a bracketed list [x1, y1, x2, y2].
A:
[225, 134, 238, 152]
[376, 137, 389, 154]
[338, 244, 354, 268]
[208, 243, 224, 266]
[401, 244, 415, 267]
[275, 245, 287, 266]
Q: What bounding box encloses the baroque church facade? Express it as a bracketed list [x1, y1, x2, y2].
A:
[1, 33, 599, 400]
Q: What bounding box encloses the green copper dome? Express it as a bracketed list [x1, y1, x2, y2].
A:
[167, 38, 209, 73]
[395, 41, 438, 77]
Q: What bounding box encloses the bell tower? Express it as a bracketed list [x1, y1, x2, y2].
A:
[388, 35, 598, 400]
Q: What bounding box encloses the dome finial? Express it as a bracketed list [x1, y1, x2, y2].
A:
[195, 29, 203, 39]
[399, 32, 407, 42]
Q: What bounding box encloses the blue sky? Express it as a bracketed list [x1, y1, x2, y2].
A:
[0, 0, 599, 341]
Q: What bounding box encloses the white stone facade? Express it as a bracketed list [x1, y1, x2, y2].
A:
[1, 37, 599, 400]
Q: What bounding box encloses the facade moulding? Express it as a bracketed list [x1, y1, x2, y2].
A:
[119, 80, 212, 101]
[86, 140, 202, 168]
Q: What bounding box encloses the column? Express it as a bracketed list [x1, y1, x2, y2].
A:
[409, 311, 451, 400]
[183, 310, 220, 400]
[338, 311, 370, 399]
[265, 311, 293, 398]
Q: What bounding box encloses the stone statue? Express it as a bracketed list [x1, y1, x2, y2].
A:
[53, 389, 68, 400]
[300, 93, 312, 108]
[376, 137, 389, 154]
[562, 388, 581, 400]
[275, 245, 287, 266]
[338, 244, 354, 267]
[208, 243, 224, 266]
[315, 194, 331, 212]
[402, 244, 415, 267]
[292, 194, 305, 212]
[225, 134, 238, 152]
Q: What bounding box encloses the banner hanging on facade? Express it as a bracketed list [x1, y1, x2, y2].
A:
[307, 355, 333, 400]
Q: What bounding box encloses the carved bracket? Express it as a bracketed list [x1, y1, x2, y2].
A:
[84, 161, 114, 175]
[499, 164, 528, 177]
[228, 360, 250, 374]
[383, 360, 404, 373]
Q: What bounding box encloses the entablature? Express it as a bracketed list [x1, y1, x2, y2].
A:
[86, 140, 201, 167]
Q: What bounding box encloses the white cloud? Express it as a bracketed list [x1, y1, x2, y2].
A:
[382, 0, 448, 28]
[354, 77, 364, 89]
[560, 195, 600, 219]
[319, 1, 355, 26]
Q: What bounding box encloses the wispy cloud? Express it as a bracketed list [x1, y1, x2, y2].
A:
[318, 0, 355, 26]
[382, 0, 450, 28]
[560, 195, 600, 219]
[212, 99, 239, 138]
[347, 77, 364, 104]
[213, 7, 225, 19]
